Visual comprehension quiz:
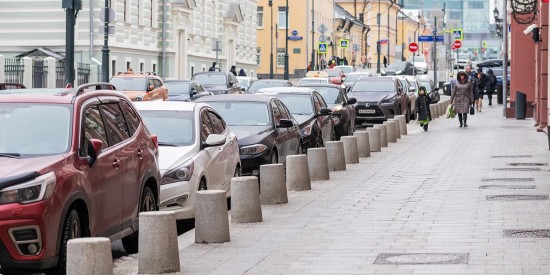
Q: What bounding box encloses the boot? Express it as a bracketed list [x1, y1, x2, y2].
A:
[423, 123, 428, 131]
[464, 115, 468, 127]
[458, 115, 463, 127]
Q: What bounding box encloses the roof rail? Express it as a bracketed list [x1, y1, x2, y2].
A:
[75, 82, 117, 97]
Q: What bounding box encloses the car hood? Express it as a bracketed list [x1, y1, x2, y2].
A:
[0, 154, 66, 178]
[348, 92, 393, 102]
[228, 125, 272, 146]
[158, 146, 197, 175]
[122, 91, 146, 99]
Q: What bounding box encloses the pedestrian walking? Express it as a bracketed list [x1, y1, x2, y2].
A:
[209, 62, 217, 71]
[343, 57, 349, 65]
[485, 68, 497, 106]
[229, 65, 237, 76]
[307, 62, 312, 71]
[475, 68, 486, 112]
[416, 86, 432, 132]
[450, 71, 474, 128]
[367, 54, 372, 68]
[361, 54, 367, 69]
[329, 60, 336, 69]
[238, 69, 246, 76]
[383, 56, 387, 68]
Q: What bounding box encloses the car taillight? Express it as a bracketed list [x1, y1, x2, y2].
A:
[151, 134, 158, 148]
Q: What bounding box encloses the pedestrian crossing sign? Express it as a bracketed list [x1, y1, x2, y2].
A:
[318, 42, 328, 54]
[452, 28, 463, 41]
[339, 39, 349, 48]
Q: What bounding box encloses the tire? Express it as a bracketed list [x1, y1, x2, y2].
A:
[270, 150, 278, 164]
[50, 209, 81, 275]
[122, 187, 156, 254]
[198, 178, 207, 191]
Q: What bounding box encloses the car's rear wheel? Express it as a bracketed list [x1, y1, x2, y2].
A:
[122, 187, 156, 254]
[50, 209, 81, 275]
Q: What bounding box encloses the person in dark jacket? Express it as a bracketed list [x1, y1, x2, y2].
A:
[416, 86, 432, 131]
[238, 69, 246, 76]
[229, 66, 237, 76]
[475, 68, 486, 112]
[485, 68, 497, 106]
[209, 62, 217, 71]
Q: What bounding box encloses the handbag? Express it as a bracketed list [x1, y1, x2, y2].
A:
[469, 104, 475, 115]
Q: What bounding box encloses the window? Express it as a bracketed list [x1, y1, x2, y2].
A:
[257, 7, 264, 28]
[256, 47, 261, 66]
[124, 0, 131, 23]
[200, 111, 214, 142]
[152, 64, 157, 73]
[152, 79, 162, 88]
[80, 105, 109, 157]
[468, 1, 484, 9]
[126, 62, 131, 71]
[271, 100, 282, 126]
[140, 63, 144, 73]
[100, 103, 130, 146]
[150, 0, 154, 27]
[208, 111, 226, 134]
[275, 100, 292, 120]
[111, 60, 116, 76]
[276, 49, 285, 67]
[278, 7, 287, 29]
[120, 100, 141, 136]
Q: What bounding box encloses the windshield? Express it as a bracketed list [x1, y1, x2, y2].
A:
[315, 87, 343, 104]
[164, 82, 190, 97]
[419, 81, 432, 89]
[140, 110, 195, 146]
[298, 78, 327, 85]
[387, 62, 406, 70]
[345, 74, 366, 82]
[408, 80, 417, 88]
[193, 74, 227, 85]
[352, 81, 395, 92]
[336, 66, 353, 74]
[248, 81, 286, 93]
[408, 55, 425, 62]
[274, 94, 314, 115]
[323, 70, 340, 77]
[207, 101, 271, 126]
[458, 54, 470, 59]
[0, 103, 72, 155]
[110, 77, 147, 91]
[238, 78, 251, 88]
[491, 69, 503, 76]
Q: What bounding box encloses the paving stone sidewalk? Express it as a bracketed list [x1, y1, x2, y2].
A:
[114, 98, 550, 274]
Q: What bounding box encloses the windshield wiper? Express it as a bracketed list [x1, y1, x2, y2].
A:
[157, 142, 180, 147]
[0, 153, 21, 158]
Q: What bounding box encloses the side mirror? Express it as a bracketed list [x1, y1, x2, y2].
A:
[87, 139, 103, 167]
[317, 107, 332, 117]
[433, 87, 440, 92]
[147, 85, 154, 92]
[277, 119, 294, 128]
[204, 134, 226, 148]
[347, 97, 357, 105]
[190, 88, 197, 95]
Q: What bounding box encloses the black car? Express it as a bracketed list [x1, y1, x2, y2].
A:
[246, 79, 293, 94]
[296, 83, 357, 139]
[196, 94, 302, 176]
[348, 77, 409, 126]
[381, 61, 416, 76]
[192, 72, 242, 94]
[164, 80, 212, 101]
[256, 87, 335, 151]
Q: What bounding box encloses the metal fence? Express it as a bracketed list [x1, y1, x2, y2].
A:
[56, 60, 66, 87]
[77, 63, 91, 85]
[4, 58, 24, 84]
[32, 60, 48, 88]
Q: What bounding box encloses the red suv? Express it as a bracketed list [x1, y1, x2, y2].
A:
[0, 83, 160, 273]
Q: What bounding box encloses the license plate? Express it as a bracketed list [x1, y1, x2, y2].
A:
[359, 109, 375, 114]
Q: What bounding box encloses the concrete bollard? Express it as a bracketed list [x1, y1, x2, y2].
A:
[286, 155, 312, 191]
[366, 128, 381, 152]
[67, 238, 113, 275]
[195, 190, 230, 243]
[389, 118, 401, 139]
[439, 102, 445, 117]
[374, 124, 388, 147]
[231, 177, 263, 223]
[341, 136, 359, 164]
[395, 115, 407, 135]
[307, 148, 330, 181]
[138, 212, 180, 274]
[353, 131, 371, 158]
[326, 141, 347, 171]
[260, 164, 288, 204]
[383, 120, 397, 143]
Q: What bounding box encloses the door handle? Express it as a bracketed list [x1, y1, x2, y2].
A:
[137, 149, 143, 159]
[112, 159, 121, 169]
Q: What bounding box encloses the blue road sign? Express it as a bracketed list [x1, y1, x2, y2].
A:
[418, 35, 444, 42]
[318, 43, 328, 54]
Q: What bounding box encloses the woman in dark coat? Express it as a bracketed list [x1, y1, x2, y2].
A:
[415, 86, 431, 131]
[229, 66, 237, 76]
[450, 71, 474, 127]
[485, 69, 497, 106]
[238, 69, 246, 76]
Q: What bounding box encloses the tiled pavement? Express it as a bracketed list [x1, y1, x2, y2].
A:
[114, 98, 550, 274]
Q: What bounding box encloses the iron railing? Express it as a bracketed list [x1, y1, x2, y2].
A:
[32, 60, 48, 88]
[4, 58, 24, 84]
[77, 63, 91, 85]
[56, 60, 66, 87]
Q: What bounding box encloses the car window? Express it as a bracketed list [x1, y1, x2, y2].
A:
[275, 100, 292, 120]
[164, 82, 191, 96]
[316, 87, 343, 104]
[139, 110, 194, 146]
[208, 111, 226, 134]
[315, 93, 328, 107]
[193, 74, 227, 85]
[80, 105, 109, 157]
[120, 100, 140, 136]
[312, 94, 322, 113]
[100, 103, 130, 146]
[207, 101, 271, 126]
[271, 100, 282, 126]
[196, 83, 205, 93]
[110, 77, 147, 91]
[200, 110, 214, 142]
[275, 94, 314, 115]
[351, 81, 395, 92]
[153, 79, 163, 88]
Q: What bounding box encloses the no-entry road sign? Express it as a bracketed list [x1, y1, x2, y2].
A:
[409, 42, 418, 53]
[454, 40, 462, 49]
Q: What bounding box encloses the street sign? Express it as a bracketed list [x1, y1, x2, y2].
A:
[482, 41, 487, 48]
[452, 28, 464, 41]
[318, 35, 327, 42]
[339, 39, 349, 48]
[454, 40, 462, 49]
[409, 42, 418, 52]
[451, 44, 456, 50]
[418, 35, 444, 42]
[317, 24, 328, 34]
[318, 43, 328, 54]
[99, 7, 115, 23]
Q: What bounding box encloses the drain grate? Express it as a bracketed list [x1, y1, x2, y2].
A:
[479, 185, 536, 190]
[374, 253, 469, 265]
[486, 195, 549, 201]
[504, 229, 550, 238]
[492, 155, 533, 158]
[507, 163, 548, 166]
[482, 178, 535, 182]
[493, 168, 542, 171]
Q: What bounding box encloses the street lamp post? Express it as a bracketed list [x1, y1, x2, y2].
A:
[101, 0, 110, 82]
[283, 0, 289, 80]
[63, 0, 82, 86]
[311, 0, 315, 71]
[376, 0, 381, 73]
[269, 0, 274, 79]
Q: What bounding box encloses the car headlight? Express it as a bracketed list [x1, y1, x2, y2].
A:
[160, 161, 194, 185]
[381, 96, 396, 104]
[134, 95, 144, 101]
[0, 172, 56, 205]
[240, 144, 268, 155]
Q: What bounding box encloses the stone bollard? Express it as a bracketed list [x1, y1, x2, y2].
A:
[383, 120, 397, 143]
[67, 238, 113, 275]
[395, 115, 407, 136]
[231, 177, 263, 223]
[286, 155, 312, 191]
[366, 128, 381, 152]
[389, 118, 401, 139]
[341, 136, 360, 164]
[307, 148, 330, 181]
[260, 164, 288, 204]
[439, 102, 445, 117]
[374, 124, 388, 147]
[195, 190, 230, 243]
[138, 212, 180, 274]
[326, 141, 347, 171]
[353, 131, 371, 158]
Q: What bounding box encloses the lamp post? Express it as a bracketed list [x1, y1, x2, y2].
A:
[376, 0, 381, 73]
[101, 0, 110, 82]
[269, 0, 274, 79]
[283, 0, 289, 80]
[311, 0, 315, 71]
[63, 0, 82, 86]
[387, 0, 394, 66]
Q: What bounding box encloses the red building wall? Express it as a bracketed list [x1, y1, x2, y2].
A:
[535, 1, 548, 130]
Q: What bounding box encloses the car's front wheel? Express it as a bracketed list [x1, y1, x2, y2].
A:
[122, 186, 156, 254]
[50, 209, 82, 275]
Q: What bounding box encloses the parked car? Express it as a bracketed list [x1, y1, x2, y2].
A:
[135, 102, 240, 220]
[246, 79, 293, 94]
[417, 78, 440, 103]
[256, 87, 335, 151]
[348, 77, 409, 126]
[164, 80, 212, 101]
[323, 69, 346, 85]
[237, 76, 258, 92]
[343, 72, 372, 89]
[476, 59, 509, 68]
[381, 61, 416, 76]
[296, 84, 357, 139]
[110, 72, 168, 101]
[334, 65, 355, 75]
[298, 77, 330, 85]
[0, 83, 26, 90]
[192, 72, 242, 94]
[0, 83, 160, 273]
[397, 76, 418, 120]
[196, 95, 302, 176]
[407, 55, 429, 74]
[455, 53, 472, 69]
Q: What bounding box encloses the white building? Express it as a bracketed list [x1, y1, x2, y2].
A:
[0, 0, 258, 80]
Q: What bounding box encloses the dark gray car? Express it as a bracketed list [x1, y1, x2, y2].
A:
[192, 72, 242, 94]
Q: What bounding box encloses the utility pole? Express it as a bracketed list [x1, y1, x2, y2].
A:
[284, 0, 289, 80]
[101, 0, 110, 82]
[442, 3, 448, 80]
[433, 16, 437, 86]
[377, 0, 381, 73]
[502, 0, 508, 117]
[387, 1, 393, 66]
[311, 0, 315, 71]
[269, 0, 274, 79]
[63, 0, 82, 86]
